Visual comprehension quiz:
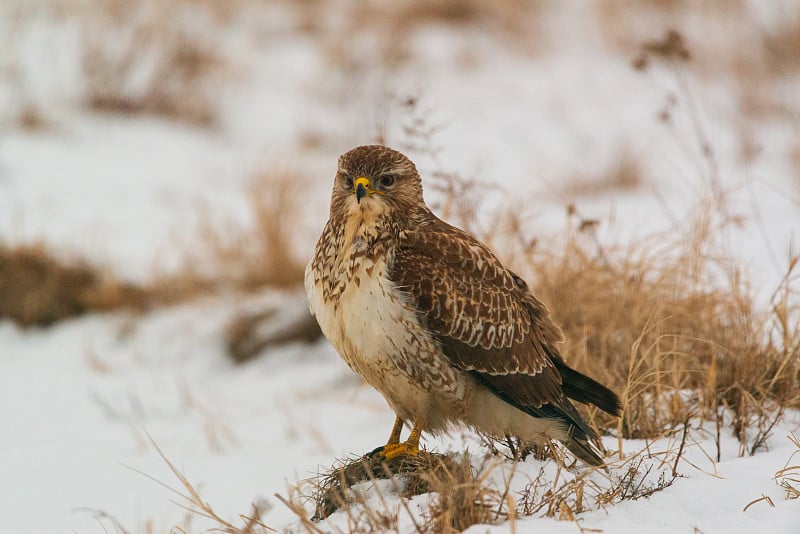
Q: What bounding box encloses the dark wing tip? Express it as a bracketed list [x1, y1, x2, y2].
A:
[555, 360, 622, 416]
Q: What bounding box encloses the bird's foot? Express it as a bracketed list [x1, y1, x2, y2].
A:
[369, 442, 420, 460]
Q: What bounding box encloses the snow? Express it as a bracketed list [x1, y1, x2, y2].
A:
[1, 1, 798, 532]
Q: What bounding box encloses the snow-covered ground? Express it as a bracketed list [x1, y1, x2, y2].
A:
[1, 1, 798, 532]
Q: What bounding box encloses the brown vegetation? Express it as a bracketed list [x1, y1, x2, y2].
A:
[775, 433, 800, 499]
[561, 149, 644, 198]
[225, 305, 321, 364]
[310, 451, 464, 522]
[0, 242, 148, 327]
[0, 170, 308, 329]
[301, 0, 543, 71]
[191, 171, 307, 291]
[281, 451, 503, 533]
[523, 209, 800, 447]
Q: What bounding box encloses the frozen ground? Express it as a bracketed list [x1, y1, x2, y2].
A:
[0, 1, 798, 532]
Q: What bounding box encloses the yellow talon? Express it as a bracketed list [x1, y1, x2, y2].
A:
[378, 442, 420, 460]
[371, 415, 425, 460]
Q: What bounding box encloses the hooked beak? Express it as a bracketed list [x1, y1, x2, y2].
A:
[354, 176, 370, 203]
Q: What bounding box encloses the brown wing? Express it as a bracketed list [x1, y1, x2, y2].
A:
[390, 221, 567, 410]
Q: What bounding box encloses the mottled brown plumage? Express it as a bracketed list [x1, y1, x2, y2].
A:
[305, 145, 621, 466]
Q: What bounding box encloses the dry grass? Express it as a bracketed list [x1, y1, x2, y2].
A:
[309, 451, 462, 522]
[732, 6, 800, 121]
[80, 0, 226, 125]
[560, 149, 644, 198]
[135, 434, 273, 533]
[755, 9, 800, 78]
[631, 28, 691, 71]
[283, 439, 693, 531]
[303, 0, 543, 72]
[516, 458, 669, 521]
[16, 104, 49, 131]
[519, 209, 800, 446]
[225, 304, 322, 364]
[775, 433, 800, 499]
[349, 0, 539, 39]
[0, 169, 309, 330]
[0, 242, 150, 327]
[188, 171, 307, 292]
[281, 451, 504, 533]
[422, 455, 504, 533]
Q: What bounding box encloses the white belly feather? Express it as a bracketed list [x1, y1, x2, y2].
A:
[305, 255, 460, 423]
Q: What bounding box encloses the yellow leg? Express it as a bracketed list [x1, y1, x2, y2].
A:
[377, 415, 425, 460]
[387, 417, 404, 445]
[405, 418, 423, 450]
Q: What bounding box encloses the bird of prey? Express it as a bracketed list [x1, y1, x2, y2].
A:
[305, 145, 621, 466]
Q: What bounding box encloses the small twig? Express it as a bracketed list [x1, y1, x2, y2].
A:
[72, 507, 132, 534]
[672, 416, 691, 478]
[273, 493, 325, 534]
[742, 493, 775, 512]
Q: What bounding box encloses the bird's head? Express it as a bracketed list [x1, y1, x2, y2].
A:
[330, 145, 426, 224]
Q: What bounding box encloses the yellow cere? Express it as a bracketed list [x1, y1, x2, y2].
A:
[354, 176, 384, 195]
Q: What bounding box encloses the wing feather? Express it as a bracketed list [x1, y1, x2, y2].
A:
[391, 223, 566, 409]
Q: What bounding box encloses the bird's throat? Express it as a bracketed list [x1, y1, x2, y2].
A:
[343, 200, 389, 252]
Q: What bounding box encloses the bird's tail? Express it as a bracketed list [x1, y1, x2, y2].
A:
[562, 428, 605, 467]
[553, 358, 622, 416]
[519, 400, 608, 466]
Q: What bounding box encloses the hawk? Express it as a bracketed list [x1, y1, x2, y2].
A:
[305, 145, 621, 466]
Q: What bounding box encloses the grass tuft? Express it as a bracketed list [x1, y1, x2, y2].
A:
[775, 433, 800, 499]
[0, 242, 149, 327]
[309, 451, 463, 521]
[282, 451, 505, 533]
[135, 433, 274, 533]
[190, 171, 307, 292]
[422, 454, 504, 533]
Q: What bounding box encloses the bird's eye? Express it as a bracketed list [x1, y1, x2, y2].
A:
[380, 175, 395, 187]
[342, 174, 354, 188]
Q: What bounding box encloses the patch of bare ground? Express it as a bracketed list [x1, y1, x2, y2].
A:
[279, 433, 697, 531]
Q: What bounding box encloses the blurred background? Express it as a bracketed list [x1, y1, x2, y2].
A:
[1, 1, 799, 532]
[1, 0, 798, 291]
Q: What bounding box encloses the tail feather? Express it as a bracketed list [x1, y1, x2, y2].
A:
[470, 368, 615, 466]
[563, 433, 605, 467]
[519, 399, 606, 466]
[554, 359, 622, 416]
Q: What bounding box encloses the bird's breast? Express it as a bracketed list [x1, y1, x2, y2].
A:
[310, 252, 461, 392]
[327, 256, 414, 376]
